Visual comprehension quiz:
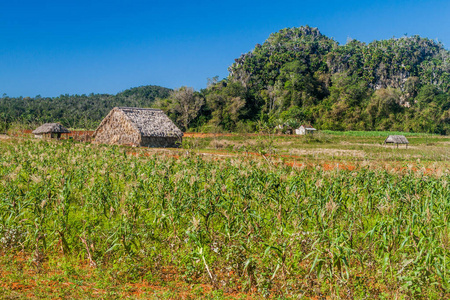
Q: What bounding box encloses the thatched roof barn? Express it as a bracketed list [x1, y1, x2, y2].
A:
[93, 107, 183, 148]
[32, 123, 71, 139]
[384, 135, 409, 148]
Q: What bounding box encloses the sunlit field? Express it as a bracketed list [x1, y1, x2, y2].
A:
[0, 133, 449, 299]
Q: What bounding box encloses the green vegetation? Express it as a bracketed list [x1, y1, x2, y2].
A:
[2, 26, 449, 135]
[153, 27, 450, 135]
[0, 85, 171, 132]
[1, 136, 449, 298]
[184, 130, 449, 163]
[320, 130, 437, 137]
[217, 26, 450, 134]
[1, 24, 449, 299]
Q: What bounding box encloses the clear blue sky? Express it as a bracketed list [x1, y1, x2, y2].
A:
[1, 0, 449, 97]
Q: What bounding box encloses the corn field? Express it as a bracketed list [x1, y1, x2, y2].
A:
[0, 139, 449, 298]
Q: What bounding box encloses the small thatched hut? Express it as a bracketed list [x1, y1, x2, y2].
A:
[93, 107, 183, 148]
[32, 123, 71, 139]
[384, 135, 409, 148]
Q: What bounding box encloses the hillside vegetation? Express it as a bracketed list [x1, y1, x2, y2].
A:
[191, 26, 449, 134]
[0, 85, 171, 132]
[1, 26, 449, 134]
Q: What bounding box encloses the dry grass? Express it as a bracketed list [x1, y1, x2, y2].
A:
[288, 148, 366, 158]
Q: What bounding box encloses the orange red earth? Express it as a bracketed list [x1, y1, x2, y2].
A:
[9, 130, 442, 175]
[0, 256, 275, 299]
[126, 150, 440, 175]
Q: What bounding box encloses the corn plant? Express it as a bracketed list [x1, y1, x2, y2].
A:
[0, 139, 448, 298]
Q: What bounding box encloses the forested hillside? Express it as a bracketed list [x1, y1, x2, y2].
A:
[0, 85, 171, 132]
[190, 26, 449, 134]
[1, 26, 450, 134]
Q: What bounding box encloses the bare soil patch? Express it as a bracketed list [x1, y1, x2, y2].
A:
[289, 148, 366, 158]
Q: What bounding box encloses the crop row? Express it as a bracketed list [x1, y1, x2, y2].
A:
[0, 140, 449, 298]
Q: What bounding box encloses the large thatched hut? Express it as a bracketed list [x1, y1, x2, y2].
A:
[93, 107, 183, 147]
[384, 135, 409, 148]
[32, 123, 71, 139]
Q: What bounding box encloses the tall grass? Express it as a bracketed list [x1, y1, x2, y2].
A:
[0, 139, 449, 298]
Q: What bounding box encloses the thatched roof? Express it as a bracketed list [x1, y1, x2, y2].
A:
[384, 135, 409, 144]
[95, 107, 183, 138]
[32, 123, 71, 135]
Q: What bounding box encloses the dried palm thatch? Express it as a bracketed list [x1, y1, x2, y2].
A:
[93, 107, 183, 148]
[384, 135, 409, 144]
[384, 135, 409, 148]
[32, 123, 70, 139]
[32, 123, 71, 135]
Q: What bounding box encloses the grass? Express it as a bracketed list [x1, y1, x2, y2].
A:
[183, 131, 449, 163]
[0, 134, 449, 299]
[0, 253, 250, 299]
[320, 130, 440, 137]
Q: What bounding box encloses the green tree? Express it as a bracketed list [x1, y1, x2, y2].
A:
[206, 82, 246, 131]
[156, 87, 204, 131]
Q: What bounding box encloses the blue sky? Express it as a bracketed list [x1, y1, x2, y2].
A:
[1, 0, 450, 97]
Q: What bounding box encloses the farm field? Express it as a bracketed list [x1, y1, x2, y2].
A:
[0, 132, 449, 299]
[183, 131, 449, 172]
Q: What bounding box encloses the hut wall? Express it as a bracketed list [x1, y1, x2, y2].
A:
[140, 136, 181, 148]
[94, 111, 141, 146]
[295, 127, 307, 135]
[300, 127, 306, 135]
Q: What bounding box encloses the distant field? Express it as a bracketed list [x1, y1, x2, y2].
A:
[320, 130, 440, 137]
[0, 134, 449, 299]
[183, 131, 449, 164]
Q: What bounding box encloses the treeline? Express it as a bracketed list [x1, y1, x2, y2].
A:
[158, 26, 450, 134]
[0, 86, 171, 132]
[1, 26, 449, 134]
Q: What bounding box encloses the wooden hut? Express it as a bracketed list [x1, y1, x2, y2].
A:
[295, 125, 316, 135]
[93, 107, 183, 148]
[32, 123, 71, 139]
[384, 135, 409, 148]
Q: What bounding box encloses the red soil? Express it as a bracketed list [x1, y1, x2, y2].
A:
[0, 257, 258, 299]
[125, 148, 446, 176]
[184, 132, 234, 138]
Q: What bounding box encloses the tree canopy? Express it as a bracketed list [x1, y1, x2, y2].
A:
[0, 85, 171, 132]
[198, 26, 450, 134]
[1, 26, 449, 134]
